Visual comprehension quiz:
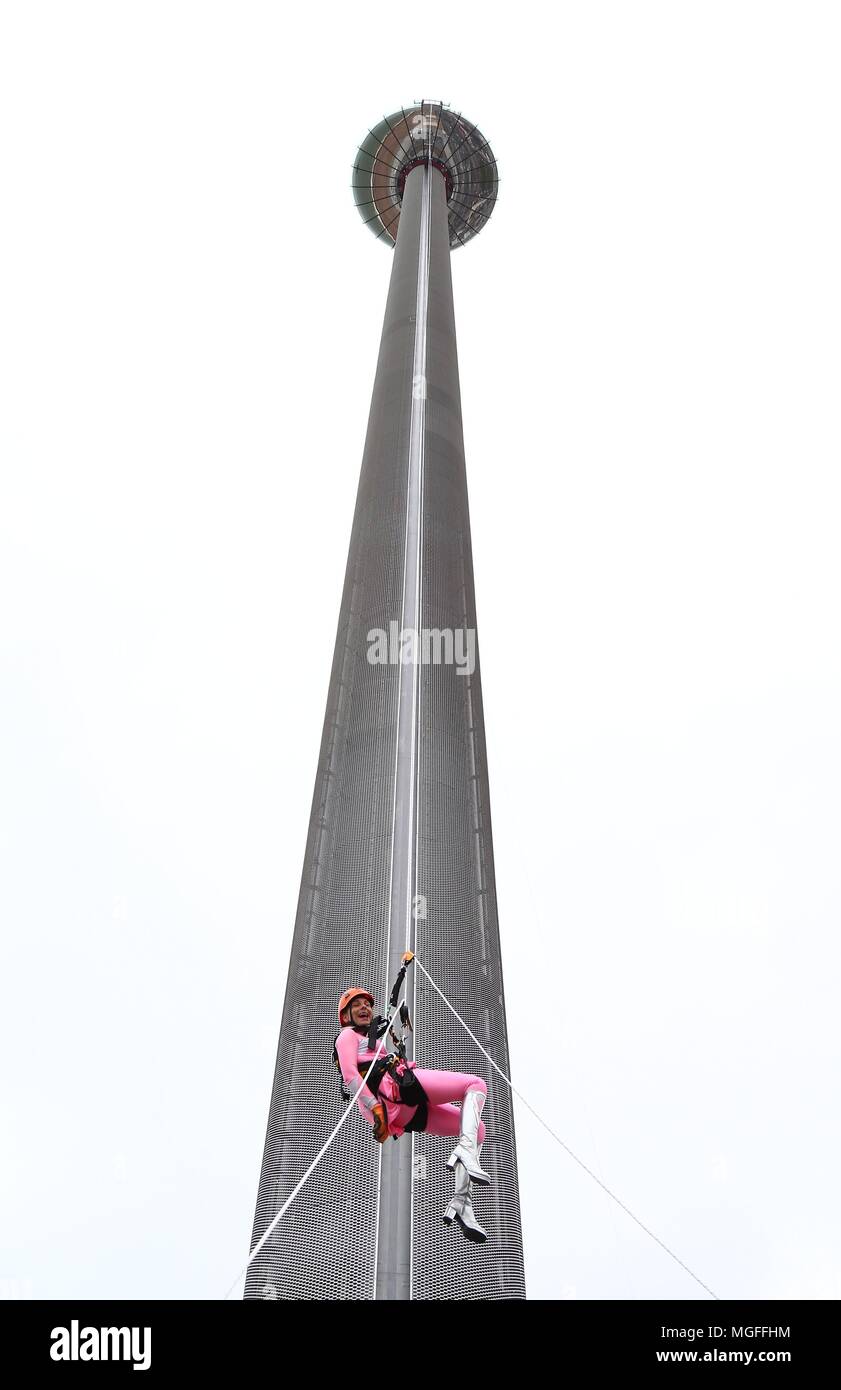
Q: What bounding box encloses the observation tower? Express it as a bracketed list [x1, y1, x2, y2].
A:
[246, 102, 526, 1301]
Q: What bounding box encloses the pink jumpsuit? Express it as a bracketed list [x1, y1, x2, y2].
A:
[335, 1026, 487, 1142]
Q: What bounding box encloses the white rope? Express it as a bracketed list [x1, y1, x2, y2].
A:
[413, 957, 720, 1301]
[223, 1023, 393, 1301]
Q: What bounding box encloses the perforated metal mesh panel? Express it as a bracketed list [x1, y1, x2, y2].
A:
[246, 156, 524, 1300]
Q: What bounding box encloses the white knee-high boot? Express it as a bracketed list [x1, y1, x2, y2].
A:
[443, 1158, 488, 1244]
[447, 1086, 490, 1186]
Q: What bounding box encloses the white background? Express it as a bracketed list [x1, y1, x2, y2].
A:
[1, 1, 839, 1302]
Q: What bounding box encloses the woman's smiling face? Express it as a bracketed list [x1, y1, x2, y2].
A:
[348, 995, 373, 1027]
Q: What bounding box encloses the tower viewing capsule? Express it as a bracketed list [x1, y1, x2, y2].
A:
[352, 104, 499, 247]
[246, 102, 525, 1301]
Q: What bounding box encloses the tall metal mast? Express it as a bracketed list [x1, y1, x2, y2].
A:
[246, 103, 524, 1301]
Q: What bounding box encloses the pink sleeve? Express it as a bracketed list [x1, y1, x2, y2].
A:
[335, 1028, 378, 1111]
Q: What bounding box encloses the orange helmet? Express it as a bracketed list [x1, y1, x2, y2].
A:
[337, 988, 374, 1024]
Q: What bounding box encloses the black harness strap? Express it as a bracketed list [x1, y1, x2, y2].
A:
[332, 1035, 429, 1133]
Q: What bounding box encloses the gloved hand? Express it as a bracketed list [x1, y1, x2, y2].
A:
[372, 1103, 389, 1143]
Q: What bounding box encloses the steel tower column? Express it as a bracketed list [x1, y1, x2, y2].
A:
[246, 104, 525, 1302]
[374, 161, 436, 1300]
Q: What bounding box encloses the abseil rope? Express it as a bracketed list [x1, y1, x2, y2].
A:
[226, 955, 718, 1302]
[413, 957, 719, 1301]
[223, 1021, 393, 1300]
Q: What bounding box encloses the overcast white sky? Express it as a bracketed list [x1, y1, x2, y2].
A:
[1, 2, 839, 1302]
